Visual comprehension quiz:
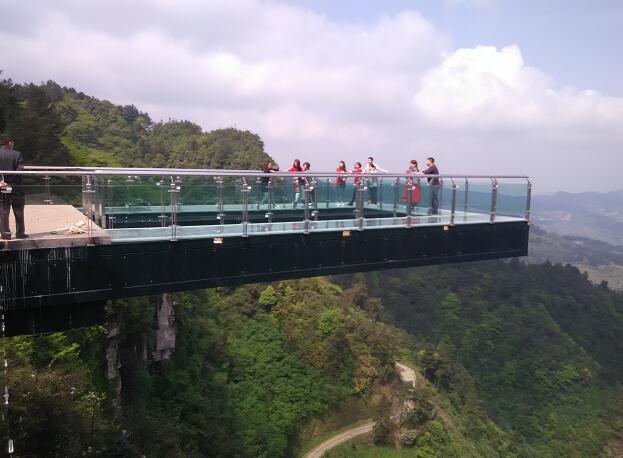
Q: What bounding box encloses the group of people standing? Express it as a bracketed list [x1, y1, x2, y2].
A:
[261, 155, 441, 215]
[334, 156, 440, 213]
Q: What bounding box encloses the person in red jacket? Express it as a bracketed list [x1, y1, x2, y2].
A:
[403, 159, 422, 206]
[335, 160, 347, 205]
[288, 159, 303, 208]
[347, 162, 363, 206]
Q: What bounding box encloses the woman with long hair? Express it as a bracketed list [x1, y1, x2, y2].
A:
[403, 159, 422, 206]
[347, 162, 363, 206]
[335, 160, 347, 205]
[288, 159, 303, 208]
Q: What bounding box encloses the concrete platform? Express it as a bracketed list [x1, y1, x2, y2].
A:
[3, 205, 111, 250]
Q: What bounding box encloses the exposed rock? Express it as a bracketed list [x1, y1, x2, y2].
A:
[105, 314, 122, 412]
[152, 293, 176, 362]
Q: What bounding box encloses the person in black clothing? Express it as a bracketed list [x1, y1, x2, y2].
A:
[420, 156, 440, 215]
[0, 135, 27, 240]
[259, 160, 277, 207]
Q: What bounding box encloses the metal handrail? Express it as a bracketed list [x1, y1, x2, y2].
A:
[4, 168, 529, 180]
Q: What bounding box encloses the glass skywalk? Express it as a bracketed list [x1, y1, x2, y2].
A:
[4, 167, 530, 247]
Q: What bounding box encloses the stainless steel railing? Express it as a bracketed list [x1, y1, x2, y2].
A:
[0, 168, 531, 242]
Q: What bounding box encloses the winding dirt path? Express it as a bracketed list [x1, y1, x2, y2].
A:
[303, 362, 415, 458]
[303, 421, 375, 458]
[395, 362, 416, 387]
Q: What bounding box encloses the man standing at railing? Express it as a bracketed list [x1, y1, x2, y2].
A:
[420, 157, 440, 215]
[0, 135, 27, 239]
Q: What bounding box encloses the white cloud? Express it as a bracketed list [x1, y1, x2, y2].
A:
[414, 45, 623, 130]
[1, 0, 622, 191]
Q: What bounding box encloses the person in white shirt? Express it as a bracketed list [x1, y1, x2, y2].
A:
[366, 164, 380, 204]
[365, 156, 388, 173]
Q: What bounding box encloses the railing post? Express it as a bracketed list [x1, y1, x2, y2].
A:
[81, 175, 87, 212]
[125, 175, 135, 209]
[379, 177, 384, 210]
[82, 175, 95, 242]
[93, 177, 104, 226]
[489, 178, 498, 224]
[312, 177, 318, 222]
[525, 178, 532, 223]
[156, 179, 165, 228]
[450, 178, 457, 226]
[265, 178, 273, 224]
[43, 175, 53, 204]
[241, 179, 250, 237]
[392, 178, 399, 218]
[405, 179, 413, 228]
[356, 179, 365, 231]
[216, 176, 225, 232]
[439, 181, 444, 213]
[304, 181, 311, 234]
[325, 178, 330, 209]
[463, 178, 469, 214]
[106, 178, 114, 229]
[168, 177, 180, 241]
[428, 179, 433, 213]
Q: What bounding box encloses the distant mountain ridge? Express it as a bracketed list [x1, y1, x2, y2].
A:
[533, 189, 623, 245]
[528, 226, 623, 290]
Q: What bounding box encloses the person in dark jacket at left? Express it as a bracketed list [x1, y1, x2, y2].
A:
[0, 134, 27, 239]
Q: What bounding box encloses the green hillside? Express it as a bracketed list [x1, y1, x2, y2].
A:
[1, 79, 622, 457]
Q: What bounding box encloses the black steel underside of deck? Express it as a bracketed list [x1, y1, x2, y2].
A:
[0, 221, 529, 336]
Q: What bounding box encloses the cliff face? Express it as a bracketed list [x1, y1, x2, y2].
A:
[106, 314, 122, 413]
[153, 293, 176, 362]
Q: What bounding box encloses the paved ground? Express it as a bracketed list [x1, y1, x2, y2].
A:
[4, 204, 110, 250]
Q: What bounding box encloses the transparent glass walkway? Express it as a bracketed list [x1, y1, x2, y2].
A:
[2, 167, 531, 247]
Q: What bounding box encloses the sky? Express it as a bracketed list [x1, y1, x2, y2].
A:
[1, 0, 622, 193]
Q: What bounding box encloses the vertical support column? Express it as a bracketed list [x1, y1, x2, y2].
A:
[392, 178, 399, 218]
[525, 178, 532, 223]
[356, 179, 365, 231]
[168, 177, 180, 241]
[241, 179, 250, 237]
[304, 181, 311, 234]
[450, 178, 457, 226]
[107, 178, 114, 229]
[1, 302, 15, 455]
[489, 177, 498, 224]
[83, 175, 95, 242]
[94, 177, 104, 226]
[43, 175, 53, 204]
[81, 175, 87, 212]
[405, 179, 413, 228]
[265, 178, 273, 224]
[157, 179, 166, 228]
[428, 179, 433, 214]
[463, 178, 469, 215]
[312, 178, 318, 222]
[216, 176, 225, 231]
[325, 178, 330, 209]
[125, 176, 135, 209]
[439, 182, 444, 213]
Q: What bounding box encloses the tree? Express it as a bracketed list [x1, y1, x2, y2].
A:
[373, 395, 393, 446]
